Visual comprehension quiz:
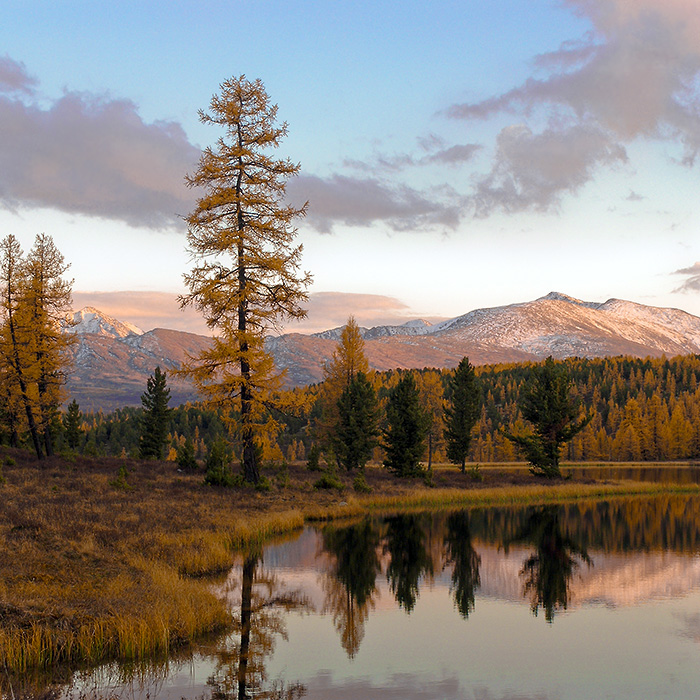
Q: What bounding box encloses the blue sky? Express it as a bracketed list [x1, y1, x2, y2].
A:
[1, 0, 699, 334]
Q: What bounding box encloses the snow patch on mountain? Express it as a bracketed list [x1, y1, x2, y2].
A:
[69, 307, 143, 339]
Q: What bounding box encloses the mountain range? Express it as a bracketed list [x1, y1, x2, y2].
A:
[65, 293, 700, 410]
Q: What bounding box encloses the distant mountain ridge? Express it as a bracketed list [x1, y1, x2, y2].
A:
[65, 293, 700, 409]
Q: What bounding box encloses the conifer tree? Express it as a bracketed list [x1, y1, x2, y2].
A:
[383, 372, 429, 477]
[444, 357, 481, 473]
[63, 399, 82, 450]
[139, 366, 172, 460]
[23, 233, 75, 456]
[506, 357, 591, 478]
[0, 235, 43, 458]
[180, 76, 310, 485]
[334, 371, 380, 471]
[318, 316, 369, 446]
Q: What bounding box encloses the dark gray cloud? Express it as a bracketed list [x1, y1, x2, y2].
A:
[673, 262, 700, 292]
[288, 173, 462, 233]
[472, 123, 627, 216]
[425, 143, 482, 165]
[446, 0, 700, 214]
[0, 86, 200, 228]
[0, 55, 37, 94]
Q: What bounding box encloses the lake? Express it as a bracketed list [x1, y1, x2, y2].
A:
[54, 490, 700, 700]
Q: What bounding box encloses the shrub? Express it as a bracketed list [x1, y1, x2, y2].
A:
[176, 438, 198, 472]
[314, 470, 344, 491]
[109, 464, 132, 490]
[306, 444, 322, 471]
[353, 472, 372, 493]
[203, 439, 235, 487]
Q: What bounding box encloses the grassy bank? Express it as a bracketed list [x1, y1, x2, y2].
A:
[0, 447, 698, 676]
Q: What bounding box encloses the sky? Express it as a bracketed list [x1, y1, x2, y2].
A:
[1, 0, 699, 335]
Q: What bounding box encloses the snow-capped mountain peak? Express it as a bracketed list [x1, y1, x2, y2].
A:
[68, 307, 143, 338]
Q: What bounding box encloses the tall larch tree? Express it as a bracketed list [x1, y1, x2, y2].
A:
[0, 235, 43, 458]
[22, 233, 75, 456]
[180, 76, 311, 484]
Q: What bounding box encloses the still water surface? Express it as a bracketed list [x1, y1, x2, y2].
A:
[66, 493, 700, 700]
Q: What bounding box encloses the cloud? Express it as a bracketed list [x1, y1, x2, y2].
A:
[73, 289, 446, 336]
[288, 173, 462, 233]
[0, 72, 200, 228]
[672, 262, 700, 292]
[472, 123, 627, 216]
[0, 55, 37, 94]
[446, 0, 700, 213]
[284, 291, 428, 334]
[72, 291, 210, 335]
[345, 135, 481, 173]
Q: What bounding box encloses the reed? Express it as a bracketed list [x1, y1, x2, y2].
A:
[351, 481, 700, 513]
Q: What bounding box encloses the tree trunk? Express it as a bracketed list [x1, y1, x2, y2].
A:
[7, 313, 42, 459]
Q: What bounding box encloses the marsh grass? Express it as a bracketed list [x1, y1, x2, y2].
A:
[0, 447, 697, 679]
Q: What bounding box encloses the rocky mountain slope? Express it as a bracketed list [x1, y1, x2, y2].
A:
[65, 293, 700, 409]
[66, 309, 210, 411]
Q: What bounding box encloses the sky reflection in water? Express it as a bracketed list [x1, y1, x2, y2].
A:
[65, 496, 700, 700]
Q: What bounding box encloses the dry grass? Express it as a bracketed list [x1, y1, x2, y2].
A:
[0, 447, 697, 676]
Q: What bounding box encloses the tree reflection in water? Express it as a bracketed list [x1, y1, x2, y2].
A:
[384, 514, 434, 613]
[321, 518, 381, 658]
[208, 551, 309, 699]
[444, 511, 481, 619]
[511, 506, 592, 622]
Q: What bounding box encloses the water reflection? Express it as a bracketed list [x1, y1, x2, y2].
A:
[508, 506, 592, 622]
[444, 511, 481, 619]
[384, 514, 435, 613]
[321, 518, 381, 657]
[42, 493, 700, 698]
[208, 551, 309, 699]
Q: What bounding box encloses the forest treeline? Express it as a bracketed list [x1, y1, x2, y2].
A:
[60, 353, 700, 464]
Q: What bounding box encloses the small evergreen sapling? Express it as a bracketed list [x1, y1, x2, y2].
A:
[63, 399, 82, 451]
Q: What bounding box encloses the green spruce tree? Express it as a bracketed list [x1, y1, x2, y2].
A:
[63, 399, 82, 450]
[139, 366, 172, 460]
[444, 357, 481, 474]
[506, 357, 591, 478]
[383, 372, 428, 477]
[334, 371, 380, 471]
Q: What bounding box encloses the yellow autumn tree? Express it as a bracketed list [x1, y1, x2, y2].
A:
[179, 76, 311, 484]
[22, 233, 75, 456]
[0, 233, 73, 458]
[316, 316, 370, 446]
[0, 235, 38, 453]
